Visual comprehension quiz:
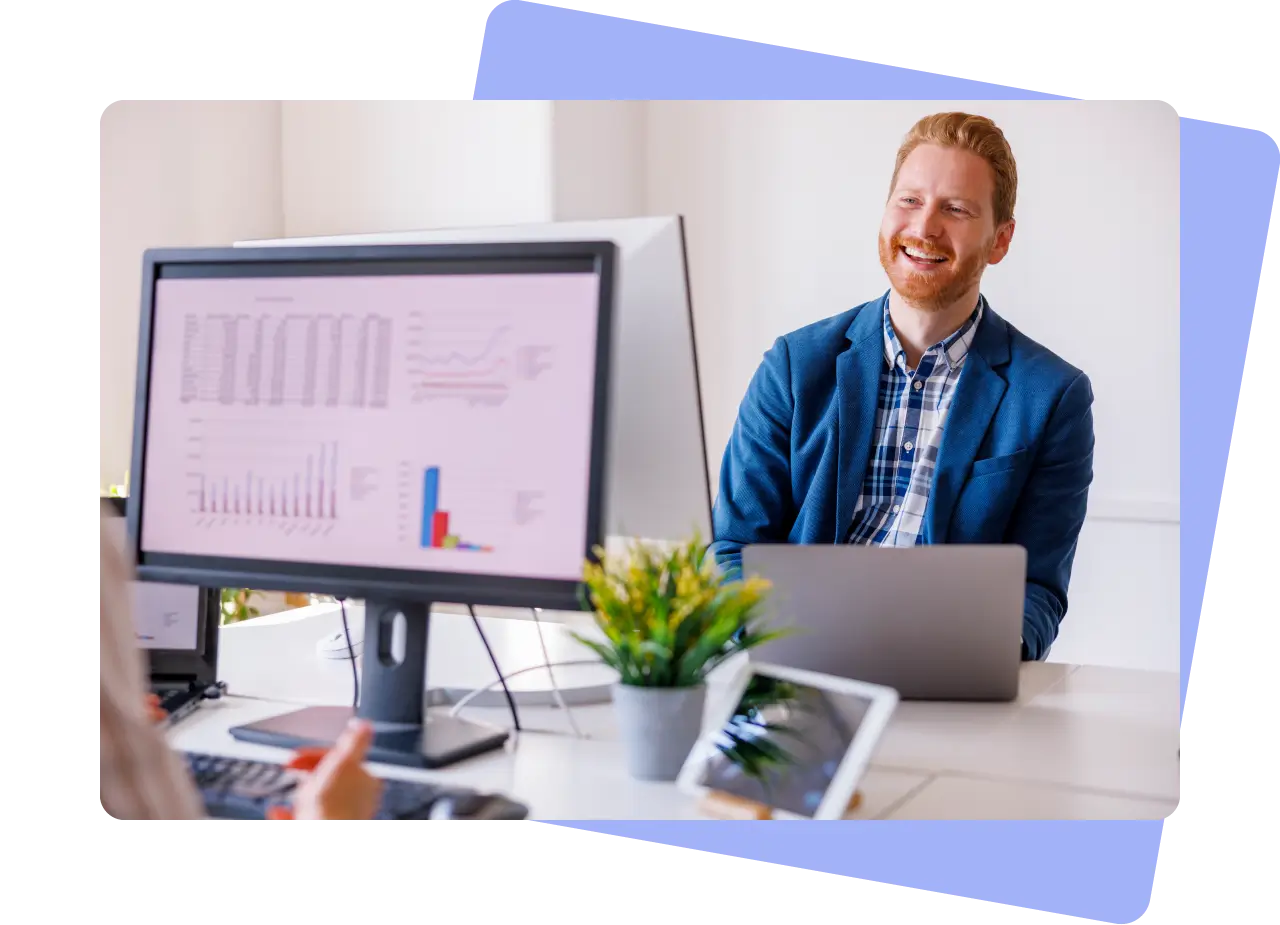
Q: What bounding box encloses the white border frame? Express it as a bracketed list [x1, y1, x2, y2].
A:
[677, 661, 899, 820]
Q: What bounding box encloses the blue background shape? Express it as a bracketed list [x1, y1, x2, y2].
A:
[475, 3, 1278, 921]
[477, 2, 1067, 100]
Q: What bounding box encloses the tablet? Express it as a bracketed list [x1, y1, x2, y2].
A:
[677, 662, 899, 820]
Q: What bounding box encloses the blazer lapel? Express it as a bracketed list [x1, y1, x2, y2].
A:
[834, 299, 888, 541]
[924, 305, 1011, 541]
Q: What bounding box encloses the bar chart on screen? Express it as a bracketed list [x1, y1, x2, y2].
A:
[412, 464, 494, 552]
[186, 418, 341, 537]
[393, 460, 561, 554]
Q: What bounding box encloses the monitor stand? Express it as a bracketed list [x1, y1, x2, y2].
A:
[228, 599, 509, 769]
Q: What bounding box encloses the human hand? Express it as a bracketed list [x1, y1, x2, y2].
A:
[145, 693, 167, 724]
[284, 720, 383, 820]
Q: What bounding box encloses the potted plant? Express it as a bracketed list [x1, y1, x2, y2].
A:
[572, 534, 786, 781]
[220, 587, 262, 625]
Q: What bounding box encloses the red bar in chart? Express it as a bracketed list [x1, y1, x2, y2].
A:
[431, 511, 450, 547]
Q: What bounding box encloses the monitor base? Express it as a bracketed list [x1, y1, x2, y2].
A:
[228, 704, 508, 769]
[230, 598, 508, 769]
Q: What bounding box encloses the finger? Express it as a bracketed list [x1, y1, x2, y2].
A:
[288, 721, 373, 771]
[325, 720, 374, 764]
[338, 720, 375, 759]
[285, 747, 330, 771]
[266, 806, 295, 820]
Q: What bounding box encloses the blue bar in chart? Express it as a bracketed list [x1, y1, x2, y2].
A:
[421, 467, 440, 547]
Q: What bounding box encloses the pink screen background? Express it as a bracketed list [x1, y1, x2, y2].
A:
[140, 271, 601, 582]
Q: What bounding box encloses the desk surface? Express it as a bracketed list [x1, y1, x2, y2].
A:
[170, 606, 1180, 820]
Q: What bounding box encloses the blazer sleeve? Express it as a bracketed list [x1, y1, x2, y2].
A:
[709, 337, 797, 579]
[1011, 371, 1095, 660]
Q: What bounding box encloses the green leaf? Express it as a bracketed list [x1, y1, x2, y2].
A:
[571, 533, 784, 687]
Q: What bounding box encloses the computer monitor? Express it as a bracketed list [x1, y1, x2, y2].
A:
[126, 241, 616, 767]
[102, 496, 220, 685]
[235, 216, 711, 547]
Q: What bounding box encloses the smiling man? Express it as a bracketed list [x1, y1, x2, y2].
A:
[710, 112, 1095, 660]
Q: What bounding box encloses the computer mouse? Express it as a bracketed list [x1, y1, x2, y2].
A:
[315, 629, 362, 660]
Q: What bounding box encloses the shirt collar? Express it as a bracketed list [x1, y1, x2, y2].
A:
[883, 296, 985, 374]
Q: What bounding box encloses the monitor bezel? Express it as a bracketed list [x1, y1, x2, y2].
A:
[126, 241, 616, 612]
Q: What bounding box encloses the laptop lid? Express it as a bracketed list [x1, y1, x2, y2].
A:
[103, 496, 220, 685]
[741, 544, 1025, 701]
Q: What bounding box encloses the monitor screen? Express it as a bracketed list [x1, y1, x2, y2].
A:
[104, 511, 203, 652]
[133, 247, 611, 602]
[696, 675, 876, 818]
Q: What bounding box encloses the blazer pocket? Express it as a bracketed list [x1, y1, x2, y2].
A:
[969, 448, 1031, 478]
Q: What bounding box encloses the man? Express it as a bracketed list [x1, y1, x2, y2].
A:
[709, 112, 1094, 660]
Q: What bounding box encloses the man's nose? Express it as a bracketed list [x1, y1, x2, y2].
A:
[907, 203, 945, 241]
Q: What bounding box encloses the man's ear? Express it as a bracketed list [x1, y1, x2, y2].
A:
[988, 219, 1016, 265]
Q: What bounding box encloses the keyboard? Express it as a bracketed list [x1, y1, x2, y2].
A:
[152, 686, 204, 725]
[183, 752, 530, 820]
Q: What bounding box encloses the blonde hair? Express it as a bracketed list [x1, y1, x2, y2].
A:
[890, 112, 1018, 226]
[100, 502, 205, 819]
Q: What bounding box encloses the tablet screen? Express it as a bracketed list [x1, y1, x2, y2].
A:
[696, 673, 876, 817]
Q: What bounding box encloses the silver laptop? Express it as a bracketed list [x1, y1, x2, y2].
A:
[741, 544, 1026, 701]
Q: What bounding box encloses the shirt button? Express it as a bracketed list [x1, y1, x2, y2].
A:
[913, 380, 923, 390]
[892, 505, 901, 514]
[903, 441, 914, 452]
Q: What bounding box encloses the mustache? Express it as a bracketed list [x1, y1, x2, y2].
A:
[891, 235, 953, 260]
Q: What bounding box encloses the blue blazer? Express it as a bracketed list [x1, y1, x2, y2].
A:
[709, 294, 1094, 660]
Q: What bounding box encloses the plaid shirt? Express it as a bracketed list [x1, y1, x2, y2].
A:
[845, 298, 985, 546]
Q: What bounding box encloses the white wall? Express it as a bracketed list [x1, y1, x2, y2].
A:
[550, 100, 648, 221]
[280, 101, 555, 237]
[99, 100, 1179, 671]
[100, 101, 284, 489]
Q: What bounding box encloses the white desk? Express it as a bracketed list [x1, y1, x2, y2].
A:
[168, 605, 1180, 820]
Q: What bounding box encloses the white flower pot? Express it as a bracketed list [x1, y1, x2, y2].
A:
[611, 682, 707, 781]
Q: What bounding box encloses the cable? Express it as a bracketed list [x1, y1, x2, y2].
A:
[448, 659, 602, 718]
[530, 607, 585, 738]
[337, 597, 358, 711]
[468, 603, 521, 732]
